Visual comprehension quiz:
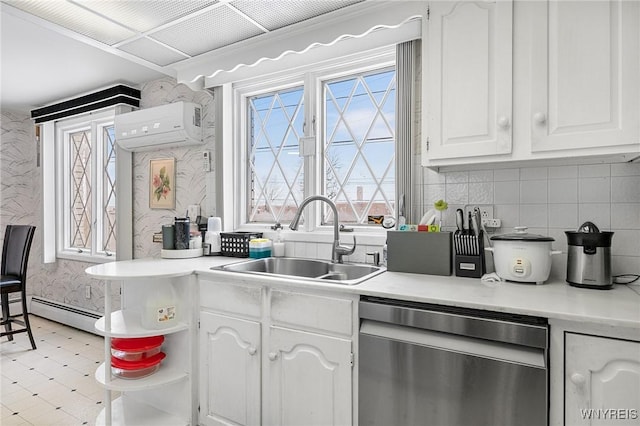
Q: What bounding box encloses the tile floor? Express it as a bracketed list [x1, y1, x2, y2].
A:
[1, 315, 116, 425]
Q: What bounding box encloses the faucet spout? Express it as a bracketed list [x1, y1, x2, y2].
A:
[289, 195, 356, 263]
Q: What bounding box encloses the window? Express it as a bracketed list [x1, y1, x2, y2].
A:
[248, 86, 305, 223]
[323, 68, 396, 224]
[238, 51, 397, 229]
[56, 112, 117, 260]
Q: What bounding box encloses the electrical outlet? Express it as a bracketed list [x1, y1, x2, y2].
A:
[85, 285, 91, 299]
[464, 204, 493, 220]
[482, 218, 502, 228]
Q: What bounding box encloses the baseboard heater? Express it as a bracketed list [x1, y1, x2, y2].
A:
[29, 297, 102, 335]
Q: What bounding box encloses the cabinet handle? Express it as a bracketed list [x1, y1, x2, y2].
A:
[268, 352, 278, 361]
[497, 116, 510, 129]
[248, 347, 257, 356]
[533, 112, 547, 125]
[570, 373, 586, 386]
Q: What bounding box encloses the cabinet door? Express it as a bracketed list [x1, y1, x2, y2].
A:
[266, 326, 352, 426]
[199, 312, 261, 426]
[423, 0, 513, 162]
[565, 333, 640, 425]
[530, 0, 640, 153]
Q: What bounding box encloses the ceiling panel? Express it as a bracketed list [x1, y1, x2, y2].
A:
[118, 37, 188, 67]
[80, 0, 218, 33]
[231, 0, 363, 32]
[3, 0, 136, 45]
[1, 0, 373, 109]
[150, 4, 265, 56]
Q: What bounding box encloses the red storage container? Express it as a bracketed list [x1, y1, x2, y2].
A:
[111, 352, 166, 379]
[111, 335, 164, 361]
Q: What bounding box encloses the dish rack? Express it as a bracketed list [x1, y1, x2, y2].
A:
[220, 232, 263, 257]
[454, 230, 485, 278]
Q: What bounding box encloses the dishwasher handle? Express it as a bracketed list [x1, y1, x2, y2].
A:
[359, 299, 548, 349]
[360, 319, 547, 369]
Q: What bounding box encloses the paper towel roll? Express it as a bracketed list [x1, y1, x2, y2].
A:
[207, 217, 222, 232]
[205, 231, 221, 254]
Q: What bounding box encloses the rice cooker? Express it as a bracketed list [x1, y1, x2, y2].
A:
[486, 227, 561, 284]
[565, 222, 614, 290]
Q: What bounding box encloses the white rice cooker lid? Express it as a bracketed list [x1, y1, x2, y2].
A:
[491, 226, 554, 242]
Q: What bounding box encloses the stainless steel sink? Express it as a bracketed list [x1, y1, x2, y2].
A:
[212, 257, 385, 285]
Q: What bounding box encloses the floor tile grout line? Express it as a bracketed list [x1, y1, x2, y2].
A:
[1, 316, 106, 426]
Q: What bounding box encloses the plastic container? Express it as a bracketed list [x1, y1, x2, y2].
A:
[249, 238, 272, 258]
[111, 352, 166, 379]
[111, 335, 164, 361]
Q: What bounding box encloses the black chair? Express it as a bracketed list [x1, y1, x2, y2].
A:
[1, 225, 36, 350]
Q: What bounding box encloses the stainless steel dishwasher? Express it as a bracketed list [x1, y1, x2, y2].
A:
[359, 297, 548, 426]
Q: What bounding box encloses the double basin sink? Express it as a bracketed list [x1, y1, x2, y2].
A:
[213, 257, 385, 285]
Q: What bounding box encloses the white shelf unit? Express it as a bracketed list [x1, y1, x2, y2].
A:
[95, 311, 189, 337]
[95, 363, 188, 391]
[95, 398, 187, 426]
[94, 276, 196, 426]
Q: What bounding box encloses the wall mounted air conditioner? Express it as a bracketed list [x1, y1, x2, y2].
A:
[114, 101, 203, 151]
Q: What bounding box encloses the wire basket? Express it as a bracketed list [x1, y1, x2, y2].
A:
[220, 232, 263, 257]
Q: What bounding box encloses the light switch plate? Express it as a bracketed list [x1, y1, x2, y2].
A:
[202, 151, 210, 172]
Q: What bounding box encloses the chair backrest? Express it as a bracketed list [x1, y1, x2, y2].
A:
[1, 225, 36, 281]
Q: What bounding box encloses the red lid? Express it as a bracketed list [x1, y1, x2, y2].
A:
[111, 335, 164, 352]
[111, 351, 166, 370]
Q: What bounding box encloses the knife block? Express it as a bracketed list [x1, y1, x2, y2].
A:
[454, 230, 485, 278]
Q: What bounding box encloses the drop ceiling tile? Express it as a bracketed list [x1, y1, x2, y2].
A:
[118, 37, 188, 66]
[3, 0, 135, 45]
[231, 0, 363, 31]
[80, 0, 218, 33]
[150, 4, 265, 56]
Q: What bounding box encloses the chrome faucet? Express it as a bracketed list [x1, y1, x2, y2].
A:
[289, 195, 356, 263]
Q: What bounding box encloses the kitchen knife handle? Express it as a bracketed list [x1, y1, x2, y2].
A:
[456, 209, 464, 231]
[471, 213, 479, 237]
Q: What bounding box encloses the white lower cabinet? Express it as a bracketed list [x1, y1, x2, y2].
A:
[199, 312, 261, 426]
[266, 326, 352, 426]
[565, 333, 640, 425]
[199, 278, 356, 426]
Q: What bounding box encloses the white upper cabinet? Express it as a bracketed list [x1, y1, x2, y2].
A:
[529, 0, 640, 155]
[422, 0, 640, 168]
[423, 0, 513, 163]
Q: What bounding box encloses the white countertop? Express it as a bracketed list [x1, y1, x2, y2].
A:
[86, 256, 640, 330]
[357, 271, 640, 329]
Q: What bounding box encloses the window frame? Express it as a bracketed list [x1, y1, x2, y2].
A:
[54, 110, 117, 263]
[232, 46, 397, 235]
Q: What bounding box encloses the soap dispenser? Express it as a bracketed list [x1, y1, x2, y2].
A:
[272, 222, 285, 257]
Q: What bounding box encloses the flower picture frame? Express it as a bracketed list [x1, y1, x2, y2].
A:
[149, 158, 175, 209]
